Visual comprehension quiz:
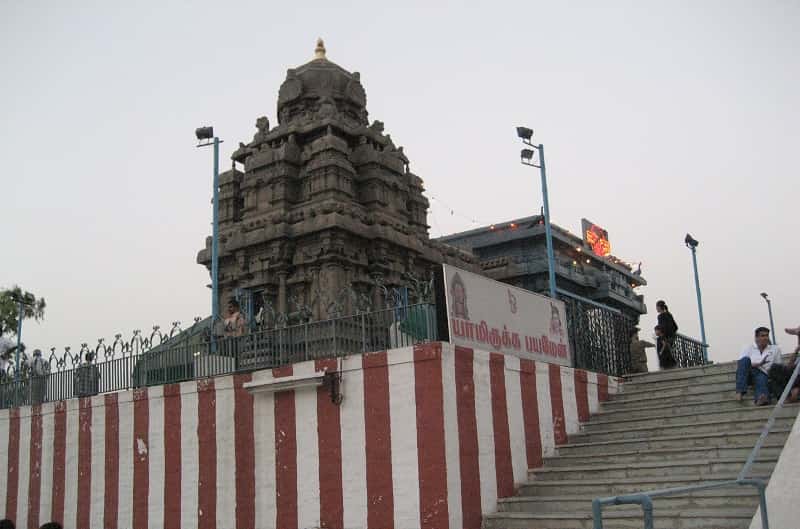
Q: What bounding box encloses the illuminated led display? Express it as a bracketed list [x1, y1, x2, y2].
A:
[581, 218, 611, 256]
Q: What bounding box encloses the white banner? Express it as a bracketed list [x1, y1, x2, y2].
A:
[443, 264, 572, 366]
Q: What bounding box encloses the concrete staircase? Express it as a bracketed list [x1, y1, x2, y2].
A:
[483, 361, 799, 529]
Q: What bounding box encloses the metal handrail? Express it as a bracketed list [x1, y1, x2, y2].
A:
[592, 479, 768, 529]
[591, 356, 800, 529]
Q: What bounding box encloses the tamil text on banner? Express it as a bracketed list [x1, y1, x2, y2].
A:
[443, 264, 572, 366]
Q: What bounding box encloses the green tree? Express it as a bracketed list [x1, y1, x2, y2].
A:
[0, 286, 46, 337]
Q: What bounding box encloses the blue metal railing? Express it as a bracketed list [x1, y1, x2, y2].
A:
[591, 357, 800, 529]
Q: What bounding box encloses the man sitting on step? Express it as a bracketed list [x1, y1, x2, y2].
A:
[736, 327, 783, 405]
[772, 325, 800, 402]
[786, 324, 800, 354]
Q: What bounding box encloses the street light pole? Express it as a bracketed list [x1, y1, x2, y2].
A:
[685, 234, 708, 362]
[760, 293, 776, 344]
[15, 298, 23, 383]
[212, 136, 220, 328]
[196, 127, 223, 331]
[518, 127, 557, 299]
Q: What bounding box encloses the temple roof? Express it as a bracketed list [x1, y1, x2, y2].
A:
[277, 39, 367, 121]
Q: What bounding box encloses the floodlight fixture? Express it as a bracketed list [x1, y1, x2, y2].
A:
[516, 126, 534, 141]
[195, 126, 214, 141]
[520, 148, 535, 162]
[684, 233, 699, 249]
[760, 292, 769, 300]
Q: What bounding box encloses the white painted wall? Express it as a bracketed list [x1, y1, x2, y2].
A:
[749, 406, 800, 529]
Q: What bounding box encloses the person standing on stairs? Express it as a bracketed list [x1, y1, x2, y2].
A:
[629, 327, 654, 373]
[655, 300, 678, 360]
[736, 327, 782, 405]
[654, 325, 677, 369]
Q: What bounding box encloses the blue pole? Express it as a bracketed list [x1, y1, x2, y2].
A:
[538, 144, 557, 299]
[212, 137, 220, 331]
[765, 299, 776, 345]
[15, 299, 23, 383]
[689, 246, 708, 361]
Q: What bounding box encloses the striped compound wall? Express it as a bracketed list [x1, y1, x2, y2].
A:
[0, 342, 618, 529]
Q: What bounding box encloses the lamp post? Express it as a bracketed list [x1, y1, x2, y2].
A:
[760, 293, 777, 344]
[517, 126, 556, 299]
[684, 233, 708, 362]
[14, 297, 23, 383]
[196, 126, 223, 330]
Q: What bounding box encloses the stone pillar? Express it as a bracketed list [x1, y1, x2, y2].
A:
[371, 278, 384, 312]
[277, 271, 288, 315]
[309, 267, 322, 321]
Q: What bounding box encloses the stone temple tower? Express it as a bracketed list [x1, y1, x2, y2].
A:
[197, 40, 474, 322]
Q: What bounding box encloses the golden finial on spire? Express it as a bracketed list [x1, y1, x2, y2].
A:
[314, 38, 327, 60]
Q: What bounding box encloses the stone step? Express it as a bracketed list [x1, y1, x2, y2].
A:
[582, 403, 798, 433]
[497, 488, 760, 514]
[601, 387, 760, 409]
[544, 445, 783, 466]
[593, 397, 796, 421]
[528, 458, 776, 481]
[622, 371, 736, 392]
[516, 474, 767, 496]
[569, 416, 795, 443]
[625, 356, 792, 385]
[624, 362, 737, 383]
[556, 428, 791, 456]
[483, 507, 755, 529]
[612, 380, 735, 401]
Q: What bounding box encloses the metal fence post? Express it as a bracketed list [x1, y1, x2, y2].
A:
[304, 322, 309, 361]
[642, 497, 654, 529]
[757, 482, 770, 529]
[361, 313, 367, 354]
[591, 499, 604, 529]
[332, 319, 337, 356]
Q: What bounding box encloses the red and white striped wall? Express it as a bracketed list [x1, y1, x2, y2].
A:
[0, 342, 619, 529]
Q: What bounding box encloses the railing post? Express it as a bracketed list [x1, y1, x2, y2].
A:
[332, 319, 337, 356]
[642, 496, 654, 529]
[591, 499, 604, 529]
[304, 322, 309, 361]
[755, 481, 770, 529]
[361, 313, 367, 354]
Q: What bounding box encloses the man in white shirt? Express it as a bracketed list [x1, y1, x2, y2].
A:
[736, 327, 782, 405]
[786, 325, 800, 354]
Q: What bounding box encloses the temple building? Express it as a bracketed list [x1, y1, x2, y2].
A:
[437, 216, 647, 320]
[197, 40, 474, 324]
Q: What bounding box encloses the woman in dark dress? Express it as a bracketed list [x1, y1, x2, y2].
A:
[655, 300, 679, 368]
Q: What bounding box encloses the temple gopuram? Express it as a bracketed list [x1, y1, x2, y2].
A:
[197, 40, 474, 324]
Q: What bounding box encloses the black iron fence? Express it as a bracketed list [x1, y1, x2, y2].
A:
[0, 294, 711, 408]
[561, 291, 708, 376]
[671, 333, 707, 368]
[561, 292, 638, 377]
[0, 303, 437, 408]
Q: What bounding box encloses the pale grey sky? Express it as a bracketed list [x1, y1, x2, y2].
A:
[2, 0, 798, 364]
